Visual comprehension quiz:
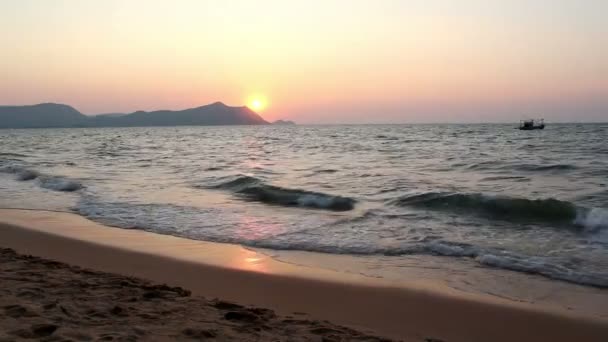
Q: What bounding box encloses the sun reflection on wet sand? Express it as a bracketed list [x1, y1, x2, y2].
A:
[226, 214, 289, 273]
[229, 248, 270, 273]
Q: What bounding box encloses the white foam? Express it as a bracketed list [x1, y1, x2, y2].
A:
[0, 163, 83, 192]
[477, 253, 608, 288]
[574, 208, 608, 232]
[427, 241, 470, 256]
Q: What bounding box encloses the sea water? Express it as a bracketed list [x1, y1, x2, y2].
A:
[1, 124, 607, 288]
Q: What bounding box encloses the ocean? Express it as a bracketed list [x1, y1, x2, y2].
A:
[1, 124, 607, 288]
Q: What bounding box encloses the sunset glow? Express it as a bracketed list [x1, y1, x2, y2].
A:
[1, 2, 607, 338]
[0, 0, 606, 123]
[248, 96, 268, 112]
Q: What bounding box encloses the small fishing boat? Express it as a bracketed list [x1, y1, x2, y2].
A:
[519, 119, 545, 130]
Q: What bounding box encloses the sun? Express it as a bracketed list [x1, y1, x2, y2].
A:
[247, 95, 267, 112]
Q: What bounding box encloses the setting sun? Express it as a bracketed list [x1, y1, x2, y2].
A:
[1, 2, 607, 341]
[247, 95, 267, 112]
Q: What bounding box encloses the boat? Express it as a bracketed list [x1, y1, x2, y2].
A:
[519, 119, 545, 130]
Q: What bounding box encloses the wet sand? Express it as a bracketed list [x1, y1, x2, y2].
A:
[1, 209, 607, 342]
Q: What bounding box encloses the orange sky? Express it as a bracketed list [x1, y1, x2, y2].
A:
[1, 0, 607, 123]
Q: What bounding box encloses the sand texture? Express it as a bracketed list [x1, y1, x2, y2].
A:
[0, 248, 395, 342]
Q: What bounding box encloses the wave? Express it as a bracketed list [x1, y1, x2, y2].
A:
[375, 135, 399, 140]
[391, 192, 577, 221]
[313, 169, 338, 174]
[205, 175, 355, 211]
[0, 152, 28, 158]
[465, 161, 498, 170]
[413, 242, 608, 288]
[575, 208, 608, 233]
[248, 239, 608, 288]
[477, 254, 607, 288]
[479, 175, 529, 182]
[514, 164, 578, 172]
[390, 192, 608, 230]
[0, 164, 37, 181]
[464, 161, 577, 173]
[38, 176, 83, 192]
[0, 164, 83, 192]
[16, 169, 39, 181]
[73, 193, 607, 288]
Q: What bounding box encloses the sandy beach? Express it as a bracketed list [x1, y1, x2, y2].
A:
[0, 247, 389, 341]
[3, 0, 607, 340]
[1, 209, 607, 342]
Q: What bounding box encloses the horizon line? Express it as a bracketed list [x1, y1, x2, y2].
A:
[1, 102, 606, 125]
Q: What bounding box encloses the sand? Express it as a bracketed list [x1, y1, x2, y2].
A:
[0, 247, 388, 341]
[1, 209, 607, 342]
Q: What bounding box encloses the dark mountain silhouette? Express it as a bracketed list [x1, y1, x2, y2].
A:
[94, 113, 126, 118]
[0, 103, 88, 128]
[272, 119, 296, 125]
[0, 102, 268, 128]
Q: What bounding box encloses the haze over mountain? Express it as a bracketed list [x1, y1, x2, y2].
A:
[0, 102, 268, 128]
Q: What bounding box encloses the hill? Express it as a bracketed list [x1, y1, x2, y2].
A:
[272, 119, 296, 125]
[0, 103, 88, 128]
[0, 102, 268, 128]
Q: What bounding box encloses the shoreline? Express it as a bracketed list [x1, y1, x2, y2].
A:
[1, 208, 607, 341]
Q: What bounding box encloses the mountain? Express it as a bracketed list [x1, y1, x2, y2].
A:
[0, 102, 268, 128]
[94, 113, 126, 118]
[91, 102, 268, 127]
[0, 103, 89, 128]
[272, 119, 296, 125]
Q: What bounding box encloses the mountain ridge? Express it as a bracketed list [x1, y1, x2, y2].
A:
[0, 102, 268, 128]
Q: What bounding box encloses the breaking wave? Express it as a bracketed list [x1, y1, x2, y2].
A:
[73, 193, 608, 288]
[390, 192, 608, 230]
[38, 176, 83, 192]
[575, 208, 608, 232]
[0, 164, 83, 192]
[204, 175, 356, 211]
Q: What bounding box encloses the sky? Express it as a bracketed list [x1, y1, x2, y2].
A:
[0, 0, 606, 123]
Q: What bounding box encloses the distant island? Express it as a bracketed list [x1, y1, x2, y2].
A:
[0, 102, 268, 128]
[272, 119, 296, 125]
